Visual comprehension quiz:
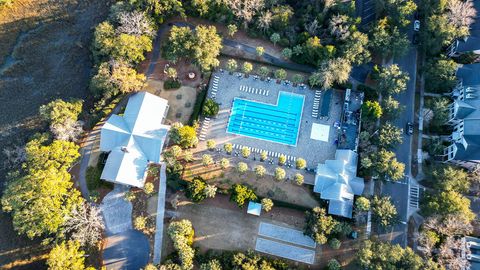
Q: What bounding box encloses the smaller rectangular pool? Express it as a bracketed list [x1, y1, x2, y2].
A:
[227, 91, 304, 146]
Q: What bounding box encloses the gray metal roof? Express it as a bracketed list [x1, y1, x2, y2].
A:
[314, 150, 364, 218]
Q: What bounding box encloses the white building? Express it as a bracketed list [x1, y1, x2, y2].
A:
[100, 92, 170, 188]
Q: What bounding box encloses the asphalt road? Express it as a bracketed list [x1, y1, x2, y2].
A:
[381, 23, 419, 247]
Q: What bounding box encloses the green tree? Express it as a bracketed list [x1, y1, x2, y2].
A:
[229, 184, 257, 207]
[40, 99, 83, 128]
[242, 62, 253, 74]
[296, 158, 307, 169]
[226, 59, 238, 73]
[356, 240, 439, 269]
[186, 177, 207, 202]
[220, 158, 230, 169]
[382, 0, 417, 27]
[167, 220, 195, 270]
[241, 146, 251, 158]
[224, 143, 233, 154]
[282, 48, 293, 59]
[47, 241, 86, 270]
[340, 31, 371, 65]
[376, 64, 409, 95]
[372, 149, 405, 181]
[378, 122, 403, 148]
[369, 18, 409, 58]
[261, 198, 274, 212]
[429, 97, 450, 128]
[92, 21, 116, 62]
[258, 66, 270, 78]
[304, 207, 338, 244]
[237, 162, 248, 174]
[202, 154, 213, 167]
[371, 196, 398, 228]
[274, 69, 287, 81]
[200, 259, 222, 270]
[429, 165, 469, 193]
[355, 196, 371, 213]
[1, 137, 82, 239]
[270, 33, 281, 46]
[329, 238, 341, 249]
[144, 182, 155, 195]
[278, 154, 286, 165]
[170, 145, 183, 158]
[381, 96, 404, 120]
[260, 151, 268, 161]
[421, 13, 469, 56]
[422, 190, 475, 221]
[90, 61, 146, 98]
[170, 123, 198, 148]
[274, 167, 286, 181]
[164, 26, 194, 63]
[253, 165, 266, 177]
[166, 67, 178, 79]
[227, 24, 238, 37]
[362, 100, 383, 120]
[271, 5, 293, 30]
[256, 46, 265, 57]
[206, 139, 216, 150]
[183, 150, 194, 162]
[294, 173, 304, 185]
[112, 33, 153, 64]
[424, 58, 458, 93]
[192, 25, 222, 71]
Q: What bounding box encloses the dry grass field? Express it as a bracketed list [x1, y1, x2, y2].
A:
[0, 0, 111, 268]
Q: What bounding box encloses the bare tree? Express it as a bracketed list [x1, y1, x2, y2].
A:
[305, 19, 319, 36]
[64, 202, 105, 247]
[51, 119, 84, 142]
[257, 10, 272, 33]
[329, 14, 351, 40]
[447, 0, 477, 29]
[227, 0, 265, 28]
[116, 11, 155, 37]
[423, 214, 473, 237]
[438, 237, 470, 270]
[3, 144, 26, 170]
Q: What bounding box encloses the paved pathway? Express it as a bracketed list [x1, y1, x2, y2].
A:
[153, 163, 167, 264]
[101, 185, 149, 270]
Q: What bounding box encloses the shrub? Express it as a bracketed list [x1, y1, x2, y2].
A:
[144, 182, 155, 195]
[220, 158, 230, 169]
[86, 166, 103, 191]
[278, 155, 286, 165]
[254, 165, 266, 177]
[294, 173, 304, 185]
[241, 147, 251, 158]
[243, 62, 253, 74]
[274, 69, 287, 81]
[258, 66, 270, 78]
[226, 59, 238, 72]
[237, 162, 248, 174]
[274, 167, 286, 181]
[164, 79, 181, 90]
[224, 143, 233, 154]
[296, 158, 306, 169]
[261, 198, 274, 212]
[326, 259, 342, 270]
[206, 139, 216, 150]
[171, 145, 183, 158]
[202, 99, 219, 117]
[329, 238, 341, 249]
[183, 150, 193, 162]
[355, 196, 371, 212]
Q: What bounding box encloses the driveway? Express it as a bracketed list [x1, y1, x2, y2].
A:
[101, 185, 149, 270]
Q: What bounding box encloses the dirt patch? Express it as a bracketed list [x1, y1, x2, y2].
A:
[182, 153, 320, 209]
[0, 0, 111, 268]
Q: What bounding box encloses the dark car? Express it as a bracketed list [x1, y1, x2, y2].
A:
[412, 33, 419, 45]
[407, 122, 414, 135]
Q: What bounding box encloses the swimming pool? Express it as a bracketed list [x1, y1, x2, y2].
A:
[227, 91, 304, 145]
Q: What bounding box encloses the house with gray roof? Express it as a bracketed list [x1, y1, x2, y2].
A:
[465, 236, 480, 270]
[442, 63, 480, 170]
[313, 149, 364, 218]
[100, 92, 170, 188]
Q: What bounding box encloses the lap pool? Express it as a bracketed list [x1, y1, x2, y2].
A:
[227, 91, 304, 146]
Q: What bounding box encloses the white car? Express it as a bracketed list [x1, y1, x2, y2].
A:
[414, 20, 420, 31]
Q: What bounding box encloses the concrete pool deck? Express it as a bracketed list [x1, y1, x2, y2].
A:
[202, 71, 342, 168]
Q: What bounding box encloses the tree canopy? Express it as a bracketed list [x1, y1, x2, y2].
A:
[47, 240, 88, 270]
[304, 207, 338, 244]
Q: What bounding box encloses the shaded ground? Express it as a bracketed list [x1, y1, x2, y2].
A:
[0, 1, 110, 269]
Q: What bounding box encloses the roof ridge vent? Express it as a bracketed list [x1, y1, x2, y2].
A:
[121, 146, 129, 153]
[466, 93, 477, 99]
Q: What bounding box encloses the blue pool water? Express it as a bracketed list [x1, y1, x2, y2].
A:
[227, 91, 305, 145]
